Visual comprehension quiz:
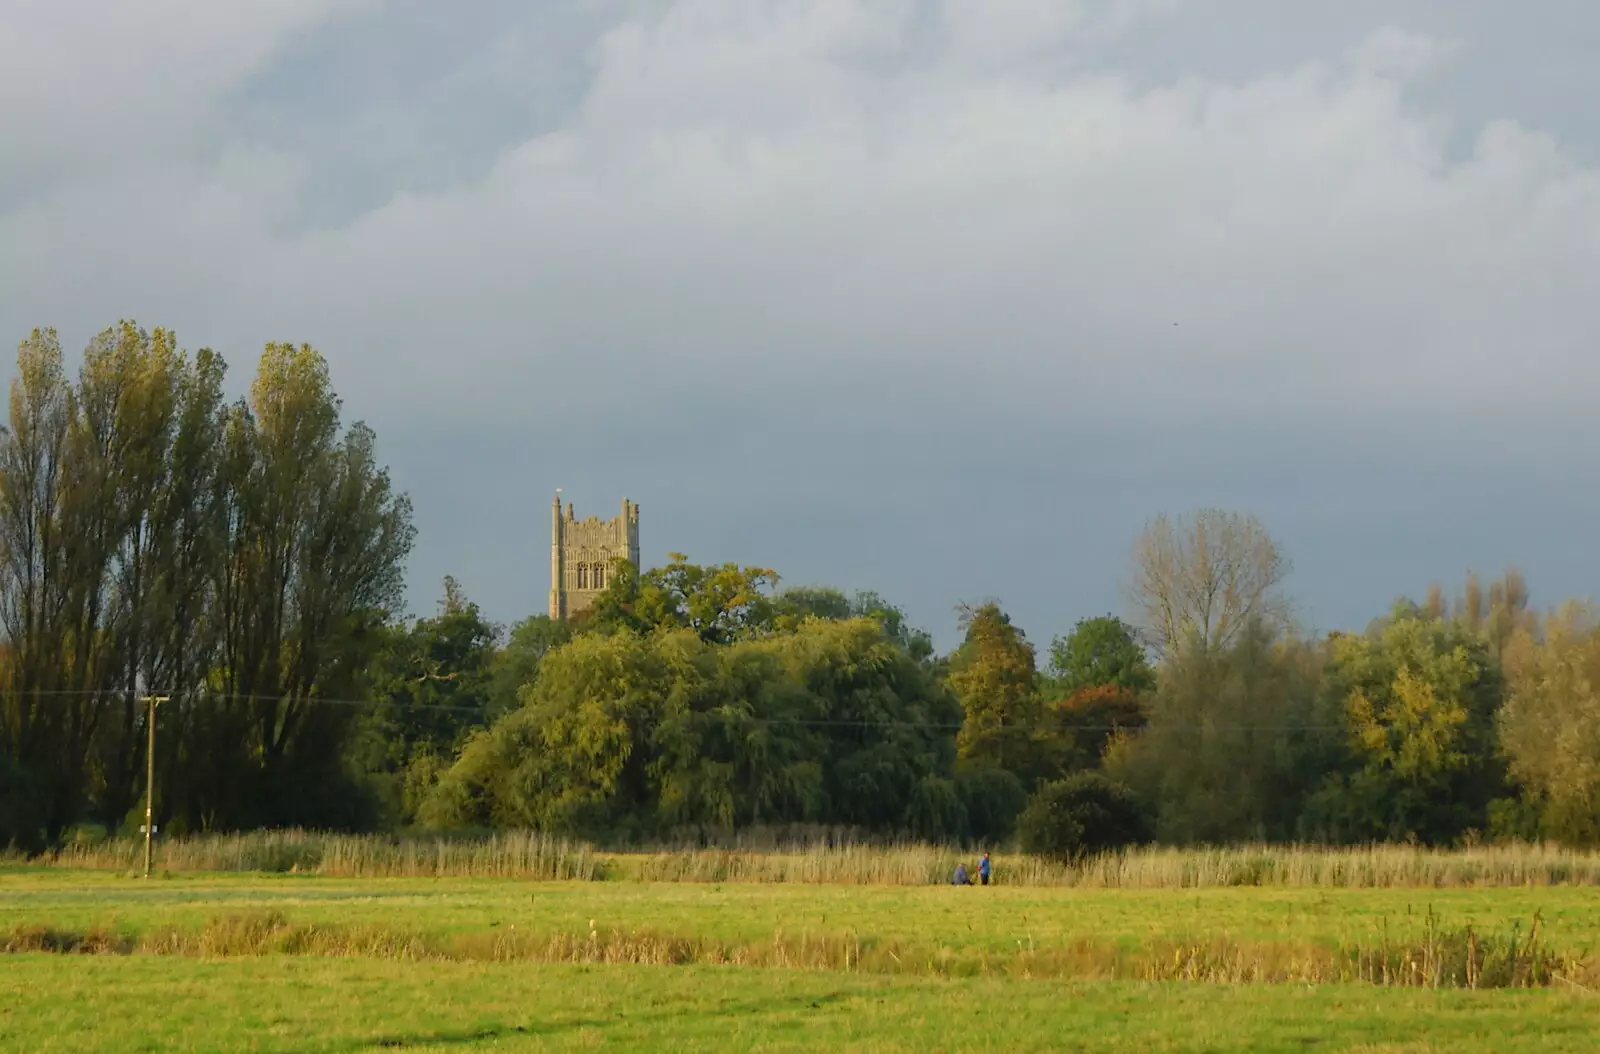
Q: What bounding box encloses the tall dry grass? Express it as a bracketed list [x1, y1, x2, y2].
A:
[11, 831, 1600, 888]
[19, 829, 602, 880]
[622, 842, 1600, 888]
[4, 907, 1588, 990]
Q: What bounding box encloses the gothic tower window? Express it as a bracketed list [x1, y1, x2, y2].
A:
[576, 564, 588, 590]
[593, 563, 606, 590]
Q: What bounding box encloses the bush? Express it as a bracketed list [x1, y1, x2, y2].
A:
[1486, 795, 1544, 845]
[1538, 793, 1600, 849]
[1017, 773, 1150, 862]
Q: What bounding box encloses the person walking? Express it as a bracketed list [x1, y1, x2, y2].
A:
[978, 852, 991, 886]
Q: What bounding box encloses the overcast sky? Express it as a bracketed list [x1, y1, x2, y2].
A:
[3, 0, 1598, 650]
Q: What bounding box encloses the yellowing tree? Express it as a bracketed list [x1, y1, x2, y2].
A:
[948, 602, 1041, 774]
[1315, 607, 1504, 843]
[1499, 603, 1600, 845]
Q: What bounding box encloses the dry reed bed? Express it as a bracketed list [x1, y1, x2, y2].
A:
[18, 830, 602, 880]
[4, 909, 1589, 990]
[12, 831, 1600, 888]
[610, 843, 1600, 888]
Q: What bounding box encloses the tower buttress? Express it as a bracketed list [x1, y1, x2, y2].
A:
[623, 498, 641, 569]
[549, 493, 564, 619]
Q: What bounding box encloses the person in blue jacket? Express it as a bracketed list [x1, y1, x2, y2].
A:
[978, 852, 991, 886]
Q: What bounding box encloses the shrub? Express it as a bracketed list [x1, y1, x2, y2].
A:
[1486, 794, 1543, 844]
[1017, 773, 1150, 862]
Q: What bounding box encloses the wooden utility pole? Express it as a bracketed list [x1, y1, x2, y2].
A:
[141, 693, 170, 879]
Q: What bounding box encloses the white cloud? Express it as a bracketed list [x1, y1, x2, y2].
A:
[939, 0, 1189, 64]
[940, 0, 1088, 63]
[1350, 25, 1461, 80]
[0, 0, 378, 199]
[3, 4, 1599, 430]
[3, 0, 1598, 636]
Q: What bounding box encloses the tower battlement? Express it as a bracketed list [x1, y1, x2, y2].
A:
[549, 494, 640, 620]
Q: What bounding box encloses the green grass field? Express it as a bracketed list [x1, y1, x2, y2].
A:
[7, 955, 1600, 1053]
[4, 870, 1598, 958]
[5, 865, 1599, 1051]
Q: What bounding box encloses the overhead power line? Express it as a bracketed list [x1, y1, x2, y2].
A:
[2, 688, 1352, 733]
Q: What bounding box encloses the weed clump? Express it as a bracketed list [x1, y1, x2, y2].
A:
[5, 908, 1591, 991]
[3, 924, 132, 955]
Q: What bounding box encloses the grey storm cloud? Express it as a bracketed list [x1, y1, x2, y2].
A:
[2, 0, 1598, 649]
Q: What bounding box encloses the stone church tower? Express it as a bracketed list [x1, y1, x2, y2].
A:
[549, 494, 640, 620]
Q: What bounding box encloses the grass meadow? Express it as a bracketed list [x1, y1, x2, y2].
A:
[6, 834, 1600, 1051]
[8, 956, 1600, 1054]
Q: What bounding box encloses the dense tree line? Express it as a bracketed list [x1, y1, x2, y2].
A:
[0, 325, 413, 849]
[5, 328, 1599, 853]
[328, 532, 1600, 852]
[378, 536, 1600, 854]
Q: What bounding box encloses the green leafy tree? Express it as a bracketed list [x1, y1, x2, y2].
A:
[486, 615, 573, 717]
[774, 586, 934, 661]
[584, 558, 646, 635]
[1107, 618, 1329, 843]
[775, 586, 853, 623]
[0, 329, 96, 839]
[420, 616, 958, 839]
[770, 617, 958, 832]
[850, 590, 935, 663]
[2, 328, 229, 835]
[1305, 605, 1505, 844]
[905, 774, 967, 841]
[500, 629, 680, 833]
[627, 553, 780, 644]
[0, 327, 414, 840]
[650, 639, 818, 832]
[198, 342, 415, 830]
[354, 577, 501, 823]
[1038, 616, 1155, 775]
[0, 756, 46, 851]
[1048, 616, 1155, 696]
[954, 762, 1028, 842]
[70, 324, 187, 826]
